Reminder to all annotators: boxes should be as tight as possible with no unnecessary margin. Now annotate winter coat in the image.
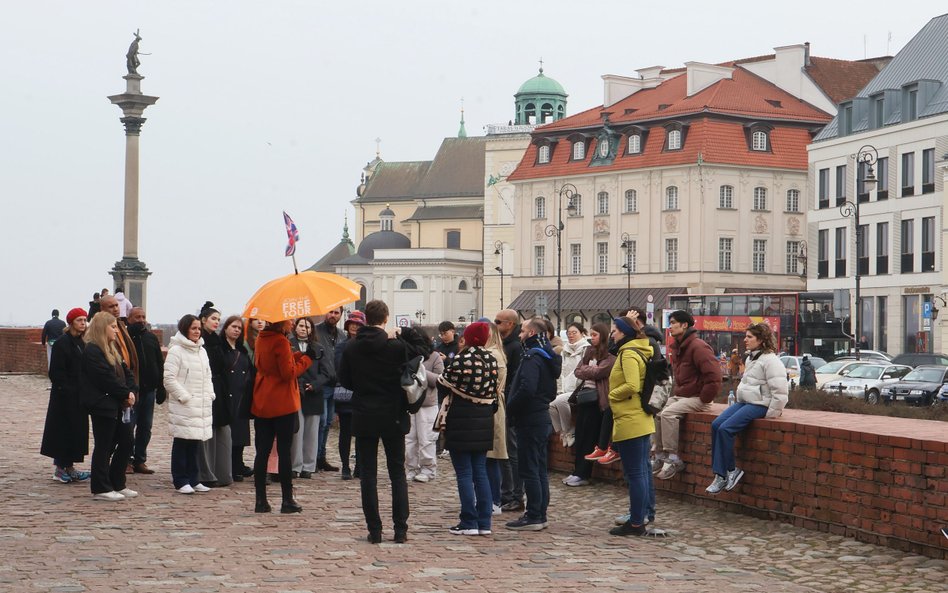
[252,329,311,419]
[338,325,410,438]
[80,343,137,419]
[501,327,522,396]
[290,337,330,416]
[127,323,164,398]
[669,328,722,403]
[572,348,616,411]
[114,292,133,318]
[314,320,340,386]
[559,337,590,394]
[163,332,215,441]
[202,330,232,427]
[441,346,499,452]
[507,335,561,427]
[486,343,508,460]
[421,351,444,408]
[736,351,789,417]
[799,358,817,388]
[222,339,252,447]
[41,332,88,462]
[608,337,656,442]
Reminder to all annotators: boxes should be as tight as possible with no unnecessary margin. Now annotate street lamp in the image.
[795,240,808,279]
[472,271,481,320]
[841,144,878,360]
[544,183,579,332]
[494,241,505,310]
[620,232,633,310]
[414,309,426,324]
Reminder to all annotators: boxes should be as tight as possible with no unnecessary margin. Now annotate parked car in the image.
[821,363,913,404]
[891,352,948,367]
[880,365,948,406]
[780,355,827,382]
[813,360,873,389]
[831,349,893,362]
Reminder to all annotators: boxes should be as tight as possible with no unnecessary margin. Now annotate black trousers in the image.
[597,407,614,450]
[90,413,133,494]
[338,412,355,471]
[573,404,604,479]
[356,433,409,535]
[253,413,295,502]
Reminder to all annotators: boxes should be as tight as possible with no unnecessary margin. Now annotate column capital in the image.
[121,116,147,135]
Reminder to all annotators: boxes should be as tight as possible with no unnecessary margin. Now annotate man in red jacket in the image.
[653,310,721,480]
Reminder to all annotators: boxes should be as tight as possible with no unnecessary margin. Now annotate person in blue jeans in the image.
[707,323,788,494]
[315,308,343,472]
[504,318,561,531]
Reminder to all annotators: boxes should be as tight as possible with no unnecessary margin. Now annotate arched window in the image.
[540,103,554,123]
[627,134,641,154]
[572,140,586,160]
[667,129,682,150]
[537,145,550,164]
[752,130,768,151]
[400,278,418,290]
[446,230,461,248]
[458,280,468,291]
[719,185,734,209]
[624,189,637,212]
[535,196,547,219]
[597,191,609,215]
[524,103,536,125]
[665,186,679,210]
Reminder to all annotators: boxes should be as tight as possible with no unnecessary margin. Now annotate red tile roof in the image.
[805,56,892,104]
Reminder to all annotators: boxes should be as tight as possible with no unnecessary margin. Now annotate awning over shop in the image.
[508,287,687,313]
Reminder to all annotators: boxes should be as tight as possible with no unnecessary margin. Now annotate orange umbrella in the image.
[243,271,361,322]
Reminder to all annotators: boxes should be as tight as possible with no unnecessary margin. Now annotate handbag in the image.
[333,385,353,403]
[401,354,428,414]
[574,387,599,406]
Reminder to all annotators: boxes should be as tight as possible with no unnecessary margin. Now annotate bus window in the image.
[718,297,733,316]
[748,296,763,315]
[732,296,747,315]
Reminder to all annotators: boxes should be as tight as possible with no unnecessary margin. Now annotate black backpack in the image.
[624,348,672,416]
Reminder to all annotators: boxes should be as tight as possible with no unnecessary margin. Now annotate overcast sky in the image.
[0,1,937,325]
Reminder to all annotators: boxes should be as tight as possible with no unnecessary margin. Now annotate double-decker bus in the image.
[666,292,851,360]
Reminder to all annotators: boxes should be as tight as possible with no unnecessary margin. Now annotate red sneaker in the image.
[597,448,621,465]
[584,446,606,461]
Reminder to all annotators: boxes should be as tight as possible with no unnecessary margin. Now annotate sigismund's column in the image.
[107,31,158,310]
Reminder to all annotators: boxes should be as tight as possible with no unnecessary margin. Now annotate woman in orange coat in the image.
[251,320,312,514]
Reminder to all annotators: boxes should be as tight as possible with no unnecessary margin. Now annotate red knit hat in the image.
[463,321,490,347]
[66,307,88,325]
[344,310,366,330]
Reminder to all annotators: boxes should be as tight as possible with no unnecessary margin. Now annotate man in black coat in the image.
[126,307,164,474]
[41,309,67,367]
[314,307,343,471]
[494,308,525,512]
[338,299,410,544]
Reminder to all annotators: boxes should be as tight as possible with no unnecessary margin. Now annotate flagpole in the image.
[291,253,299,275]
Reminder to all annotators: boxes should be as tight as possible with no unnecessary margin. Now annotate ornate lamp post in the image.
[796,241,808,278]
[841,144,878,360]
[472,271,482,320]
[494,241,505,310]
[544,183,579,332]
[414,309,426,324]
[620,232,633,310]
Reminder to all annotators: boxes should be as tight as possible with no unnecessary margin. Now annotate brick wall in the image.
[549,404,948,559]
[0,328,47,374]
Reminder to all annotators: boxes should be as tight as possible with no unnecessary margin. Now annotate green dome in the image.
[516,69,566,97]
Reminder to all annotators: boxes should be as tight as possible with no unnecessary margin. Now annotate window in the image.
[753,239,766,273]
[627,134,641,154]
[818,229,829,278]
[719,185,734,209]
[623,240,636,273]
[458,280,468,291]
[922,216,935,271]
[624,189,637,212]
[570,244,582,274]
[400,278,418,290]
[786,189,800,212]
[537,145,550,164]
[534,196,546,219]
[835,165,847,206]
[906,88,918,122]
[596,242,608,274]
[876,222,889,274]
[667,129,682,150]
[877,157,889,200]
[665,238,678,272]
[569,195,582,217]
[597,191,609,215]
[835,227,847,277]
[873,95,885,128]
[751,130,768,151]
[446,230,460,249]
[719,238,733,272]
[534,245,545,276]
[753,187,767,210]
[572,140,585,160]
[857,224,869,275]
[786,240,800,275]
[818,168,830,209]
[902,152,915,196]
[922,148,935,193]
[901,219,914,273]
[665,186,679,210]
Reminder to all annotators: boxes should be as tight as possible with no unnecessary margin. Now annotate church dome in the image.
[357,229,410,259]
[516,68,566,97]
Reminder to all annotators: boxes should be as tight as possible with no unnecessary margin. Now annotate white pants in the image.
[291,410,321,473]
[549,392,574,435]
[405,405,439,477]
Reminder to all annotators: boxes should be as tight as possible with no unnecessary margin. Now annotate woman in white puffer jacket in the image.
[549,323,590,448]
[706,322,787,495]
[163,314,215,494]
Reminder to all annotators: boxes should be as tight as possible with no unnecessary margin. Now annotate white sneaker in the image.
[413,473,429,483]
[176,484,195,494]
[117,488,139,499]
[492,504,502,516]
[564,475,589,487]
[561,474,577,485]
[406,471,418,481]
[706,475,727,494]
[724,468,745,491]
[564,432,575,448]
[92,491,125,502]
[193,483,211,493]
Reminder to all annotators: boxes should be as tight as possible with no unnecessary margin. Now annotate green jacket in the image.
[608,337,656,442]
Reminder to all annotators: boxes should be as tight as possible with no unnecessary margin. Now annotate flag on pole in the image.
[283,211,299,257]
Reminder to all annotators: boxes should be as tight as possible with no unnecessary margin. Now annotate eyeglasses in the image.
[494,319,507,325]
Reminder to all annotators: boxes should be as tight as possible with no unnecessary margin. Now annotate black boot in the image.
[255,498,271,513]
[281,499,302,513]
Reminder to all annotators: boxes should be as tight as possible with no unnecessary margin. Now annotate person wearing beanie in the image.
[41,307,91,483]
[436,321,499,535]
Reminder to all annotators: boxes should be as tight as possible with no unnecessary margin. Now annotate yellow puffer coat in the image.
[608,337,656,442]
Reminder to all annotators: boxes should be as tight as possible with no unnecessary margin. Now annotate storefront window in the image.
[860,298,874,350]
[903,295,919,353]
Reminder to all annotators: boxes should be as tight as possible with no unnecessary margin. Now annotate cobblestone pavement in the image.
[2,374,946,593]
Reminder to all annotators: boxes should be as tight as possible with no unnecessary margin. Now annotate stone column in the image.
[108,74,158,310]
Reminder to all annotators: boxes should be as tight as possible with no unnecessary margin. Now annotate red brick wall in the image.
[0,328,47,374]
[549,404,948,559]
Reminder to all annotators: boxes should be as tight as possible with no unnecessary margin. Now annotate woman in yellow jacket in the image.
[607,315,655,536]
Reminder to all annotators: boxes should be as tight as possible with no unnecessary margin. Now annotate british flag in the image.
[283,211,299,257]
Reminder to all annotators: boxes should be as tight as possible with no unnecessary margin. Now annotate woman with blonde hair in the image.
[80,312,138,501]
[484,321,508,515]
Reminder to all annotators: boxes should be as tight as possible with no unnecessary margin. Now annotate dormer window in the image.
[627,134,641,154]
[572,140,586,160]
[667,129,681,150]
[744,123,773,152]
[538,145,551,164]
[752,130,768,151]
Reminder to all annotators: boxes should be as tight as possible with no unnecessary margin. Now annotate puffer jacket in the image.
[507,334,562,426]
[608,337,656,442]
[669,328,722,403]
[559,337,590,394]
[421,351,444,407]
[163,332,215,441]
[736,350,789,417]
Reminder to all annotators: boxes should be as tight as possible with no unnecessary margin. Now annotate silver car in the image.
[821,363,913,404]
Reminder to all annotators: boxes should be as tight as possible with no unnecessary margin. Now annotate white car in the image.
[813,360,873,389]
[821,363,913,404]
